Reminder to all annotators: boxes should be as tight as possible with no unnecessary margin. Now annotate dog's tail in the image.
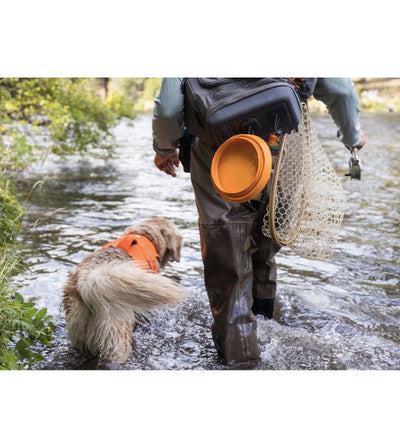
[77,260,184,319]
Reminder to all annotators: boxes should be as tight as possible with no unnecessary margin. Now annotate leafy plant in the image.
[0,180,24,244]
[0,244,55,370]
[110,78,161,112]
[0,77,137,167]
[0,292,55,370]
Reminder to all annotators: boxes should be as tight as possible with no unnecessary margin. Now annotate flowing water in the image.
[14,112,400,370]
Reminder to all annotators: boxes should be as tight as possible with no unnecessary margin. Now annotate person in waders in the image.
[152,78,366,369]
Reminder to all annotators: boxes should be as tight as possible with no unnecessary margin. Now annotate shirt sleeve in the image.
[313,78,361,147]
[152,77,185,155]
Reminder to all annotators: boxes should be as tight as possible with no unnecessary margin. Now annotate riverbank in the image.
[0,78,136,369]
[355,77,400,112]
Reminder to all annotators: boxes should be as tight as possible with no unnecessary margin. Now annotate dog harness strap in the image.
[102,234,159,273]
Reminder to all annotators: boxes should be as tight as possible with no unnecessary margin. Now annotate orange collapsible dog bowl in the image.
[211,134,272,203]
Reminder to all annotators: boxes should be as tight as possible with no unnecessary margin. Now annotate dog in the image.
[62,217,184,364]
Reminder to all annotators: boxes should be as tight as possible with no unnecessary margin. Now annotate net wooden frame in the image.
[262,103,347,260]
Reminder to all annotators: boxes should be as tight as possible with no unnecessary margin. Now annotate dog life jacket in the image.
[102,234,159,273]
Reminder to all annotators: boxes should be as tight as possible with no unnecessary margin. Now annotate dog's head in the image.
[124,218,182,269]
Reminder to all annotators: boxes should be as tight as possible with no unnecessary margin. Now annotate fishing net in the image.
[262,103,347,260]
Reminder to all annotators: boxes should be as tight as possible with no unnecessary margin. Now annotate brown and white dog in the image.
[62,217,184,364]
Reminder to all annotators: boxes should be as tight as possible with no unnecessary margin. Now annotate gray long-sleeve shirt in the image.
[152,77,362,155]
[313,77,361,146]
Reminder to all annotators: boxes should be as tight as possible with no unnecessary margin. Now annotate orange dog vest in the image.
[102,234,159,273]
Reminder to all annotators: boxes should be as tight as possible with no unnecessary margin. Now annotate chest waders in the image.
[190,137,281,368]
[185,78,319,367]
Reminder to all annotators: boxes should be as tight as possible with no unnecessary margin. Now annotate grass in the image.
[0,181,55,370]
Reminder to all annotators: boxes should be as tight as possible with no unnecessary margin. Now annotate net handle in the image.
[268,130,307,246]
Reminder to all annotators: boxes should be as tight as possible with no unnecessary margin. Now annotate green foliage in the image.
[0,78,139,369]
[110,78,161,112]
[0,78,137,168]
[0,291,55,370]
[0,189,54,369]
[107,89,139,120]
[0,240,55,370]
[112,78,147,102]
[0,180,24,244]
[135,78,161,111]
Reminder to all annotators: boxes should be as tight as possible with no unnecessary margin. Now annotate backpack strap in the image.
[289,78,317,100]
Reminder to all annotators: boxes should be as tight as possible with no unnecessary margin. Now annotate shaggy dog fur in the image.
[62,217,184,364]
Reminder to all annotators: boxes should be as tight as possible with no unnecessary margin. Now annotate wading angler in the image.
[152,77,366,368]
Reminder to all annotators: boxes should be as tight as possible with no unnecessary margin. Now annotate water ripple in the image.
[15,113,400,370]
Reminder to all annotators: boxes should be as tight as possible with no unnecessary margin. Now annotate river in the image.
[14,112,400,370]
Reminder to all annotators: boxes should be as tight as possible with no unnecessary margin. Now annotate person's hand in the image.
[355,129,366,150]
[154,150,180,177]
[347,129,366,151]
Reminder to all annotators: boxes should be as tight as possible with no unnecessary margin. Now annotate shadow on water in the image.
[14,113,400,370]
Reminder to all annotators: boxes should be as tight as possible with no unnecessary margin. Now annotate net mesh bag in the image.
[262,103,346,260]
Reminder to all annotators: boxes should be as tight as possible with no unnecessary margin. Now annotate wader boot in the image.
[191,138,281,368]
[199,220,260,368]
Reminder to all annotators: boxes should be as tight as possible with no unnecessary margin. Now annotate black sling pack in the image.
[183,77,317,147]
